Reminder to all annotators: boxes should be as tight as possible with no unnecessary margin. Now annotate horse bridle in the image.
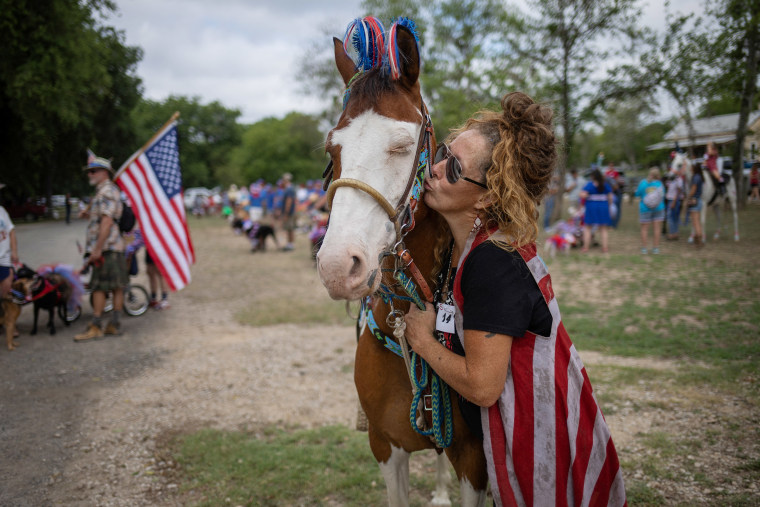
[323,100,433,238]
[321,98,435,308]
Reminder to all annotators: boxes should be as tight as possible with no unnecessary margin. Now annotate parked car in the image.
[6,199,47,221]
[183,187,213,210]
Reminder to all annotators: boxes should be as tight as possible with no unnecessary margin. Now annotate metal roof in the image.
[647,110,760,151]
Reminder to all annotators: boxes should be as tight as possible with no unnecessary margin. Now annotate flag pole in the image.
[115,111,180,180]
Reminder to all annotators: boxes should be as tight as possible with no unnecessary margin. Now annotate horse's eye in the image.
[388,144,413,155]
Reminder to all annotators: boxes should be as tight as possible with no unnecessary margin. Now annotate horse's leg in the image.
[445,425,488,506]
[368,428,411,507]
[713,202,722,240]
[731,192,740,241]
[431,452,452,507]
[700,200,708,243]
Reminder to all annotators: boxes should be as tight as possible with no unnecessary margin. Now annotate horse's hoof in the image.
[734,234,740,241]
[50,329,56,336]
[30,330,37,336]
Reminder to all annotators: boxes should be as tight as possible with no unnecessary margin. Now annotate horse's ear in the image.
[391,25,420,89]
[334,37,356,86]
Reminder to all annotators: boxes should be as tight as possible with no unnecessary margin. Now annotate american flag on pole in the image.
[115,116,195,291]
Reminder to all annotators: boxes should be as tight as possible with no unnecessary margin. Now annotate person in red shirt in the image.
[704,141,725,194]
[749,162,759,203]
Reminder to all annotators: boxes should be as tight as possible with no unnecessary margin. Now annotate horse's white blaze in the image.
[378,444,411,507]
[317,110,421,300]
[458,476,487,507]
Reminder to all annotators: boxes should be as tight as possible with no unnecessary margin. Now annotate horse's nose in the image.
[316,244,372,300]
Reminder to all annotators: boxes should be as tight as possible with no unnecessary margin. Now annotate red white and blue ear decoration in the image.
[387,17,420,80]
[343,16,386,72]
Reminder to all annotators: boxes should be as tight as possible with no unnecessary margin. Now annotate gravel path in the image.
[1,219,357,506]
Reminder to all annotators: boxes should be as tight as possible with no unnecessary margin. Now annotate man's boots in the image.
[74,323,104,342]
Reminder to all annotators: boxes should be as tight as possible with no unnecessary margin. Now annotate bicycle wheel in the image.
[123,284,150,316]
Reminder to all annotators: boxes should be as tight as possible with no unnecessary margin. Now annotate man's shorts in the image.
[90,251,129,292]
[282,214,297,232]
[639,209,665,223]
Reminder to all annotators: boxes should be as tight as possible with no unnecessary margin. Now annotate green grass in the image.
[165,205,760,505]
[167,425,451,506]
[234,297,351,326]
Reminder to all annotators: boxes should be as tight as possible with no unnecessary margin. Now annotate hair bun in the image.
[501,92,552,130]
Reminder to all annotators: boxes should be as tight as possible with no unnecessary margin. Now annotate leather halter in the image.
[324,100,432,237]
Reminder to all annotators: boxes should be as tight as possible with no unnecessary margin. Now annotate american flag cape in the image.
[452,230,626,507]
[115,119,195,291]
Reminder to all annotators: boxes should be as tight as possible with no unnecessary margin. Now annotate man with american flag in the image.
[115,113,195,294]
[74,152,127,342]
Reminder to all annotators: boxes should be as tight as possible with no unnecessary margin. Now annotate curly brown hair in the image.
[452,92,556,246]
[430,92,556,277]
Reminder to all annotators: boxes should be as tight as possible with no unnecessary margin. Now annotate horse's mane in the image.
[348,67,395,105]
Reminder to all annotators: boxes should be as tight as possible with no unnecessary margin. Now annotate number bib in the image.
[435,303,456,333]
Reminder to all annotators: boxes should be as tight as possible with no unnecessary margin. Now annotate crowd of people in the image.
[546,143,756,254]
[222,174,328,255]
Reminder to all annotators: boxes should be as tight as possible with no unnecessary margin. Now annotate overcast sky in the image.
[108,0,700,124]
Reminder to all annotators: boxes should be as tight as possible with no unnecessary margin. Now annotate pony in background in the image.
[671,151,739,242]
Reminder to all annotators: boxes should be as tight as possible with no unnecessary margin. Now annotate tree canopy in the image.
[226,112,327,185]
[131,96,242,189]
[0,0,142,202]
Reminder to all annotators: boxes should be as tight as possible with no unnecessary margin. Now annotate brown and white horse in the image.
[316,19,488,506]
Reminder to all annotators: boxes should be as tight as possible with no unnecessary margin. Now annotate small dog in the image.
[15,265,74,336]
[232,218,279,252]
[1,290,22,350]
[248,223,278,252]
[28,273,73,335]
[0,280,26,350]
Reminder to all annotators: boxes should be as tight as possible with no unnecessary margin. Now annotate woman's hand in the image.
[404,301,438,356]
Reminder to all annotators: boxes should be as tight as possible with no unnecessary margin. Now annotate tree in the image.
[0,0,142,203]
[226,112,327,185]
[504,0,643,221]
[132,96,242,188]
[295,0,511,138]
[706,0,760,205]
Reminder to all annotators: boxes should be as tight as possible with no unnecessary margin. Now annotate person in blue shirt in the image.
[275,173,297,251]
[685,162,705,248]
[579,169,613,253]
[635,167,666,254]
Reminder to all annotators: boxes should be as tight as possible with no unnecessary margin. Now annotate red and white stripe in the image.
[117,154,194,291]
[454,233,626,507]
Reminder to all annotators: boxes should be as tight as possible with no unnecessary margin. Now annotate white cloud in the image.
[109,0,361,123]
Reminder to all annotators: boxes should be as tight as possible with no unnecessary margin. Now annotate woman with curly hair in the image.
[405,92,626,506]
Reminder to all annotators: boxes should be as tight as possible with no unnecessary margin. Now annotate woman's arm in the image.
[686,182,697,200]
[405,303,512,407]
[9,229,18,264]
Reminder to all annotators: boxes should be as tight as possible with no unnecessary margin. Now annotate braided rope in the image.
[409,351,454,448]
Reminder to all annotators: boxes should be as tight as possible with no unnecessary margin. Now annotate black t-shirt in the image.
[437,241,552,440]
[460,242,552,338]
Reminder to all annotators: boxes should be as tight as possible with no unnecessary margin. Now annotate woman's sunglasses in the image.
[433,143,488,189]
